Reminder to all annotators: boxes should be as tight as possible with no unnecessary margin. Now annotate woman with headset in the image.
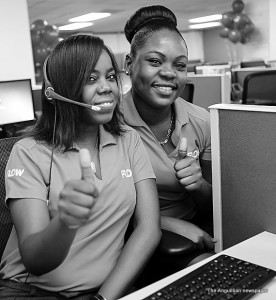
[0,34,161,300]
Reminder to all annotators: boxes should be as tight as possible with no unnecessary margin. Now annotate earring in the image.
[125,70,131,76]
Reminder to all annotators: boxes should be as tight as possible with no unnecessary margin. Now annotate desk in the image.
[119,232,276,300]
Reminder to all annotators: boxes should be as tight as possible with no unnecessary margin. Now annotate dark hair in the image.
[30,34,124,150]
[124,5,185,57]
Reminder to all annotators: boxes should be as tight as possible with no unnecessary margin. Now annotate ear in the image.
[124,54,132,75]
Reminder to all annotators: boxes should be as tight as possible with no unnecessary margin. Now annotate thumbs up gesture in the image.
[174,137,203,192]
[58,148,99,229]
[176,137,187,162]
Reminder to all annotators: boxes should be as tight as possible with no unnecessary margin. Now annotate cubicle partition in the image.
[187,74,231,110]
[210,104,276,252]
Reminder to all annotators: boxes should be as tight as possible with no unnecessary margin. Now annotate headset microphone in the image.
[43,57,101,112]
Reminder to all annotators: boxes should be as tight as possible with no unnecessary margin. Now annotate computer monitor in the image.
[0,79,35,126]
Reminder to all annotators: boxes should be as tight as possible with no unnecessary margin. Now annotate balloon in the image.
[33,43,49,64]
[41,25,59,45]
[242,22,255,35]
[221,11,235,29]
[240,33,249,44]
[233,13,250,29]
[232,0,245,13]
[30,19,48,32]
[30,28,41,46]
[219,27,230,38]
[228,29,241,43]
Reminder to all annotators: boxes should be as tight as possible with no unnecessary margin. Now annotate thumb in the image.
[176,137,187,161]
[79,148,95,182]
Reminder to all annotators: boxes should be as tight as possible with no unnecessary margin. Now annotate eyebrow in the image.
[147,50,188,60]
[92,67,115,74]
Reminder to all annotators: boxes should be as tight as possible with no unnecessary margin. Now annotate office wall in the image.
[98,30,204,62]
[0,0,35,84]
[269,0,276,59]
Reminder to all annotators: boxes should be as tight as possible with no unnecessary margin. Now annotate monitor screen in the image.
[0,79,35,126]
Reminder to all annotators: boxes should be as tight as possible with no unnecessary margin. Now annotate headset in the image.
[43,56,101,111]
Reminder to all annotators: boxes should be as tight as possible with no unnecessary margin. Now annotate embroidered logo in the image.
[121,169,132,178]
[7,169,25,177]
[187,149,200,159]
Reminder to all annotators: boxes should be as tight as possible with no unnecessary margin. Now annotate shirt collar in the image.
[70,124,117,151]
[123,89,190,128]
[122,90,146,127]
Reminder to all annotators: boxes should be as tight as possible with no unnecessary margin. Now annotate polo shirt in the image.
[122,90,211,219]
[1,124,155,293]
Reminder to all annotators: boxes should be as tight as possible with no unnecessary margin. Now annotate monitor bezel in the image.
[0,78,36,126]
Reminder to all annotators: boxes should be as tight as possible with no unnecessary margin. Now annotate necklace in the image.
[90,136,99,173]
[158,109,175,146]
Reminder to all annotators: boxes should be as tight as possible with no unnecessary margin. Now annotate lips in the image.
[153,83,177,90]
[152,83,177,95]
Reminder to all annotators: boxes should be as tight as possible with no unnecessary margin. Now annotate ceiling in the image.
[27,0,232,34]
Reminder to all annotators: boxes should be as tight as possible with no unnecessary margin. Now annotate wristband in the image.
[94,293,107,300]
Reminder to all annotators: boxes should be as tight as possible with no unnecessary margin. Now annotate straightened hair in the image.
[30,34,124,150]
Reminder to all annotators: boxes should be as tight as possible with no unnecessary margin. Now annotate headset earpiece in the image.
[43,56,55,102]
[44,87,55,101]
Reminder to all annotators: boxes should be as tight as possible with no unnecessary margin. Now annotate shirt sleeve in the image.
[5,142,48,204]
[129,130,156,184]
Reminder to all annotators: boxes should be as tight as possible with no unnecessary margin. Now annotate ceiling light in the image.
[189,22,222,30]
[58,22,93,31]
[69,12,111,22]
[189,14,222,23]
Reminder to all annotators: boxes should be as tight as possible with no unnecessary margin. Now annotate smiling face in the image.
[128,29,188,110]
[82,50,119,125]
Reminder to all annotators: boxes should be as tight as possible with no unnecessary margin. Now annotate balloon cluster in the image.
[30,19,61,83]
[219,0,255,44]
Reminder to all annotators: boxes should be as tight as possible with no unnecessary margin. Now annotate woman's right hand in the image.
[161,216,216,251]
[179,221,215,250]
[58,149,99,229]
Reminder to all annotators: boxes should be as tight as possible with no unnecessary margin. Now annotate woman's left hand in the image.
[174,155,203,192]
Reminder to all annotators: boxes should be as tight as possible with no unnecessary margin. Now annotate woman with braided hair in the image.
[122,5,216,285]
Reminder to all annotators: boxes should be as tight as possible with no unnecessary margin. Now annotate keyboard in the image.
[143,254,276,300]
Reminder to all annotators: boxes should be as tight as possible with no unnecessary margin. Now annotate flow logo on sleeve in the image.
[7,169,25,177]
[187,149,200,159]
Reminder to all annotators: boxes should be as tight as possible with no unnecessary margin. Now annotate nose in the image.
[97,78,111,94]
[159,64,176,79]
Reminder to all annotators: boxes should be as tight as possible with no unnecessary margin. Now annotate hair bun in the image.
[124,5,177,43]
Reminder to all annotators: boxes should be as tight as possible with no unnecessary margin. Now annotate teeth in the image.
[156,86,172,91]
[96,102,112,107]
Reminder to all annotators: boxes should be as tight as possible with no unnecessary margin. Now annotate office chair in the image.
[242,70,276,105]
[0,137,21,259]
[181,82,194,103]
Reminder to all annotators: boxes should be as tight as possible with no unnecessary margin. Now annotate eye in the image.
[107,73,117,81]
[147,58,161,66]
[175,62,187,71]
[88,74,97,82]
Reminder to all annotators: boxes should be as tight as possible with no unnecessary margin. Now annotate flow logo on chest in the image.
[121,169,132,178]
